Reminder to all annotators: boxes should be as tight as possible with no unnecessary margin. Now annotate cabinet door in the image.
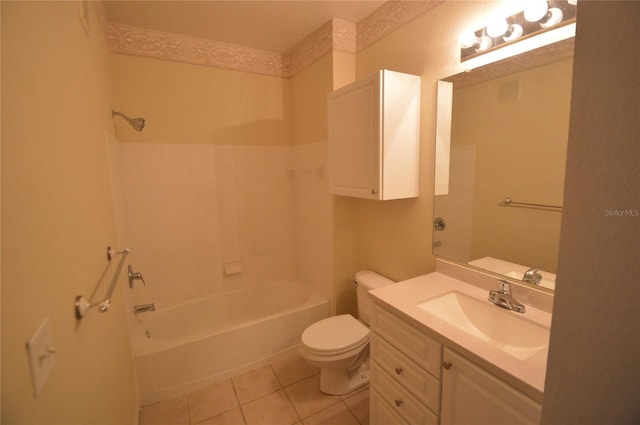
[441,349,542,425]
[328,72,381,199]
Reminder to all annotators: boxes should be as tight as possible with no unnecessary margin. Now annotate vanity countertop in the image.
[368,271,552,403]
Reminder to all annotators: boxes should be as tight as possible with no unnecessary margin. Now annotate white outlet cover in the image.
[26,317,57,397]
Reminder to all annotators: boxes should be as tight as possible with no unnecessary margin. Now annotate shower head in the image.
[112,110,146,132]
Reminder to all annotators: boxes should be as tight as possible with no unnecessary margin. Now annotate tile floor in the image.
[139,353,369,425]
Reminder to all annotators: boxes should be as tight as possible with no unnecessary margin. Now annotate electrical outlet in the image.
[26,317,57,397]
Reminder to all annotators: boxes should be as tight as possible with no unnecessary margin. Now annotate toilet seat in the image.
[301,314,369,355]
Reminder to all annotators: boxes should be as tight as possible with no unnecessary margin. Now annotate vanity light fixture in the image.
[460,0,577,61]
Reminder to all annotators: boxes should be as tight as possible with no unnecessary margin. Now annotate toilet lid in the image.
[301,314,369,354]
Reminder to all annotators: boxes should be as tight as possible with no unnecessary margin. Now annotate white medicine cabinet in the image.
[328,69,421,200]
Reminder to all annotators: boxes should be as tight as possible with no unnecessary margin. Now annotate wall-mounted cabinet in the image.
[328,69,420,200]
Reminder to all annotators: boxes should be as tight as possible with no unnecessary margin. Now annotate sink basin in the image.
[417,291,549,360]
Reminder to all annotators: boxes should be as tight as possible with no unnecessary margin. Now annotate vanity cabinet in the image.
[370,306,542,425]
[327,69,420,200]
[370,306,441,424]
[441,349,542,425]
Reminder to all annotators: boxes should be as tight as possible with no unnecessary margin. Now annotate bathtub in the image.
[130,281,328,405]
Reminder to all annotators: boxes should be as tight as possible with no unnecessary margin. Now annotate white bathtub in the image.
[130,281,328,405]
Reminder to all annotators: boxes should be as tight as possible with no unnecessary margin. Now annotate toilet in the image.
[299,270,394,395]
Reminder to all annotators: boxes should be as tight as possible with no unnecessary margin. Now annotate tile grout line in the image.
[344,399,364,425]
[230,377,249,425]
[269,363,304,424]
[271,359,363,424]
[182,394,192,425]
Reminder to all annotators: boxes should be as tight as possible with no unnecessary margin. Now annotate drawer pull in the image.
[395,399,403,407]
[395,367,403,375]
[443,361,453,370]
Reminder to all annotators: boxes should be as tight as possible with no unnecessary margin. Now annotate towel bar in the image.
[498,197,562,211]
[75,247,130,319]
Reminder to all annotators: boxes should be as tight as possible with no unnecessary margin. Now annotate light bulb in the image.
[486,18,508,38]
[540,8,563,28]
[460,31,479,49]
[477,36,493,51]
[503,24,523,42]
[524,0,549,22]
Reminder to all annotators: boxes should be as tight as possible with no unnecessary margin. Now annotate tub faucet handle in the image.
[128,265,146,288]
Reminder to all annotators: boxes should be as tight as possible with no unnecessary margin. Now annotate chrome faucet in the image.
[523,266,543,285]
[133,303,156,314]
[489,280,526,313]
[128,265,147,288]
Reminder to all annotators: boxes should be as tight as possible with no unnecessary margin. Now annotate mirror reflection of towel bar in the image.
[499,197,563,211]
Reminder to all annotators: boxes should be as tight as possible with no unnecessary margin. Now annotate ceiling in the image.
[103,1,387,54]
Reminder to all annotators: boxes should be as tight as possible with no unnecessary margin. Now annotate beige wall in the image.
[351,1,514,282]
[1,2,136,423]
[291,53,332,147]
[111,54,292,146]
[542,1,640,422]
[290,53,334,303]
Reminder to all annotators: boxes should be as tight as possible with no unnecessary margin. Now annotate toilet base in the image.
[319,361,369,395]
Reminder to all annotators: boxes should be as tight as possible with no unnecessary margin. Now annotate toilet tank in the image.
[355,271,395,325]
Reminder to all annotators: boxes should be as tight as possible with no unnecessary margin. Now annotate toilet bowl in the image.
[299,271,394,395]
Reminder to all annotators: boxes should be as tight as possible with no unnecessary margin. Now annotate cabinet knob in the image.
[443,361,453,370]
[371,189,378,195]
[395,367,403,375]
[395,399,403,407]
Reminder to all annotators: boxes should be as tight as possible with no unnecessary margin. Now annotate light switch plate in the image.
[26,317,56,397]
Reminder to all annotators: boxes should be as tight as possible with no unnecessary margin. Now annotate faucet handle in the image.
[523,266,543,284]
[498,279,512,294]
[128,265,146,288]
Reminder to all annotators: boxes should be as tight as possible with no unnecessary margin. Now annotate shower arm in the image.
[112,110,131,120]
[111,109,146,132]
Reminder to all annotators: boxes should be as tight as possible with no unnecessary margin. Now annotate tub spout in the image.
[133,303,156,314]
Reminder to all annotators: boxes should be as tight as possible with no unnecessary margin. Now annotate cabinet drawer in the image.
[370,389,410,425]
[370,362,439,425]
[370,333,441,413]
[371,306,442,378]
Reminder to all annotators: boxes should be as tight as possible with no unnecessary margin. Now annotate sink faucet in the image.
[523,266,543,285]
[489,280,526,313]
[133,303,156,314]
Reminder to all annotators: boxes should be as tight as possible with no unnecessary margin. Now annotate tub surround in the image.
[368,258,553,403]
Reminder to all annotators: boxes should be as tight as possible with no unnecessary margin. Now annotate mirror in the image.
[433,39,574,292]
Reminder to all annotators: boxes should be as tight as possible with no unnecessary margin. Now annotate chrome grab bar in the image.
[498,197,563,211]
[75,247,130,319]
